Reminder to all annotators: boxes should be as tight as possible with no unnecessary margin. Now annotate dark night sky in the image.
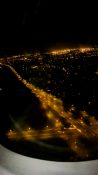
[0,1,98,54]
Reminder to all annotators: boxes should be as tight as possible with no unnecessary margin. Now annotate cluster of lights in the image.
[4,64,98,159]
[50,47,94,56]
[79,47,93,53]
[50,49,75,55]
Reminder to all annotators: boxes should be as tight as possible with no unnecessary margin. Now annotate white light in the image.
[0,88,2,91]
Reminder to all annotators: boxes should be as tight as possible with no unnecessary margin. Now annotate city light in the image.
[51,49,71,55]
[1,47,98,160]
[79,47,93,53]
